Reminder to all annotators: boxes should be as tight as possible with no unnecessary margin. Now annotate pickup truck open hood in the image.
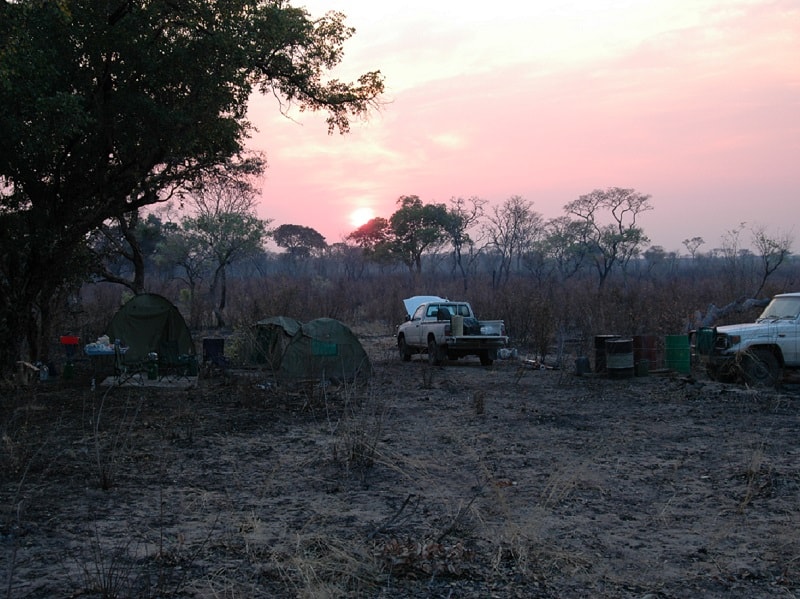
[403,296,448,318]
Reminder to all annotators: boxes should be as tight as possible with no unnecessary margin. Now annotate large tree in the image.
[88,210,171,294]
[273,224,327,259]
[0,0,383,368]
[387,195,450,274]
[181,175,271,327]
[563,187,652,290]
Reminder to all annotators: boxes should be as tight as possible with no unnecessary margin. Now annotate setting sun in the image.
[348,207,375,228]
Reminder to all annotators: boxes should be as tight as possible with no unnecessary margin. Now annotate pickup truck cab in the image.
[693,292,800,387]
[397,296,508,366]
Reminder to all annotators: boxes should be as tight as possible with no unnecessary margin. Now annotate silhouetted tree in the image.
[563,187,652,290]
[541,216,591,281]
[682,236,705,259]
[347,217,393,263]
[274,224,327,259]
[751,225,793,297]
[181,175,272,327]
[483,196,543,287]
[0,0,383,369]
[88,211,172,294]
[387,195,450,275]
[445,196,486,291]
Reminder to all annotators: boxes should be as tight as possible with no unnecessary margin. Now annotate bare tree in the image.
[446,196,486,291]
[483,196,543,287]
[719,222,748,292]
[751,225,793,297]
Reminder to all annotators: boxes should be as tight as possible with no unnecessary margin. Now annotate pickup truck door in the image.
[405,305,428,346]
[776,317,799,366]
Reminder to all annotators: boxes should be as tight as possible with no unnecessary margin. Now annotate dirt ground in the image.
[2,332,800,598]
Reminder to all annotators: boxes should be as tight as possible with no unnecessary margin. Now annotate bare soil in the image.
[2,333,800,598]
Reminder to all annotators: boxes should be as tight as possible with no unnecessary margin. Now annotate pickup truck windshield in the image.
[757,297,800,321]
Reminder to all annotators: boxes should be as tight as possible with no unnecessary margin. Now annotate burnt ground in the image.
[2,332,800,598]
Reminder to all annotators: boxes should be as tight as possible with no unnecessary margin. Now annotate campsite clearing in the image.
[2,329,799,597]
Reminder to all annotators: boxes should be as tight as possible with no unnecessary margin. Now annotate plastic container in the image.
[451,315,464,336]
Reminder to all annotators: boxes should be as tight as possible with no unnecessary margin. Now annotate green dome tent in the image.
[253,317,371,383]
[107,293,195,366]
[252,316,302,371]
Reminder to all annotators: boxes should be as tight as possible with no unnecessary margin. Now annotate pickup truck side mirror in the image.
[405,315,410,322]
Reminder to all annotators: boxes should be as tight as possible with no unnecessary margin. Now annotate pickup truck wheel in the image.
[741,349,781,388]
[427,338,443,366]
[398,337,412,362]
[479,351,493,366]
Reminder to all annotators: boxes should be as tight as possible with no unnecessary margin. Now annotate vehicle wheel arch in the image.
[744,344,784,366]
[737,345,783,388]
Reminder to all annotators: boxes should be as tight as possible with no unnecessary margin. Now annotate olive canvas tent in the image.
[251,316,302,371]
[253,317,371,383]
[107,293,195,366]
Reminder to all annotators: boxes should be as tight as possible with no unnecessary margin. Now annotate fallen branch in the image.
[694,297,770,328]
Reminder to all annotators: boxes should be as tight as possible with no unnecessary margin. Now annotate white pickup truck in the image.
[397,296,509,366]
[692,291,800,387]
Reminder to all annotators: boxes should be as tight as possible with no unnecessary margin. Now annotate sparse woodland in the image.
[3,3,799,596]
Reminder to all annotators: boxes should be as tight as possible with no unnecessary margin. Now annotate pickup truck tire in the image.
[741,349,781,388]
[427,338,444,366]
[479,350,493,366]
[398,336,412,362]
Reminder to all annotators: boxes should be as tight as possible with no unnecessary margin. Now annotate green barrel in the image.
[665,335,690,374]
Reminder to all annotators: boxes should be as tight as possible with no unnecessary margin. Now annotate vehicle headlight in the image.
[729,335,741,346]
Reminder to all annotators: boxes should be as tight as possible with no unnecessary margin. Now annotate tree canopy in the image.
[274,224,327,258]
[346,196,451,274]
[0,0,384,368]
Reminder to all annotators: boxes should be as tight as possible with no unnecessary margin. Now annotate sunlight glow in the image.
[349,207,375,228]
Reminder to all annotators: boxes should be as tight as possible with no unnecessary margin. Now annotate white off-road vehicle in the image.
[692,292,800,387]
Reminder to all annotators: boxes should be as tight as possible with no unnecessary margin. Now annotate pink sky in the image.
[247,0,799,254]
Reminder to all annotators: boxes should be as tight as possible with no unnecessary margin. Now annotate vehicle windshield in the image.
[757,297,800,321]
